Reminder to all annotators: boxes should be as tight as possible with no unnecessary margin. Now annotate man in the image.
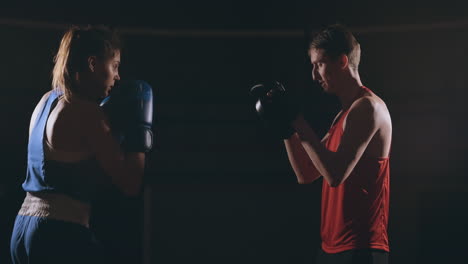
[284,24,392,264]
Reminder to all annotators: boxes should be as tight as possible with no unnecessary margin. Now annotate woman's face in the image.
[92,50,121,99]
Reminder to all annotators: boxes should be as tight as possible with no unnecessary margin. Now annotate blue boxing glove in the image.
[100,80,154,152]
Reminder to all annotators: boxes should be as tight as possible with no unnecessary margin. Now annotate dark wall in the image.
[1,20,468,264]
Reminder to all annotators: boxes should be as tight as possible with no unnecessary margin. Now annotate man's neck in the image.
[336,73,363,110]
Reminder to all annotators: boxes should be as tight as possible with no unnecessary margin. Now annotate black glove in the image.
[250,81,298,139]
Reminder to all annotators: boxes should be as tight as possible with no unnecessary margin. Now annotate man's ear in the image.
[340,54,349,69]
[87,56,97,72]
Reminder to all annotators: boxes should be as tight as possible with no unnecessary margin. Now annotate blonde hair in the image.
[52,25,121,102]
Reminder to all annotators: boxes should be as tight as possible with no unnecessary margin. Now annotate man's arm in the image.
[292,97,380,187]
[284,132,328,184]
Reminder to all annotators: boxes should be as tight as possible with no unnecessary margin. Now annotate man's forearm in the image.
[284,134,321,183]
[292,118,341,186]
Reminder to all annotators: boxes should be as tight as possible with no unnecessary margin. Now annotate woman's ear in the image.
[87,56,97,72]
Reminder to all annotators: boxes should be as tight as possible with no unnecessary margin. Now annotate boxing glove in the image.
[100,80,154,152]
[250,81,297,139]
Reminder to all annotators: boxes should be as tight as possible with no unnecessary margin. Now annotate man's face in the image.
[309,48,342,94]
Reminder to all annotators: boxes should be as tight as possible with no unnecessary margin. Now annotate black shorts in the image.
[315,248,389,264]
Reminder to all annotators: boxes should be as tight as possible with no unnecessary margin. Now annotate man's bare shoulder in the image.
[369,91,389,109]
[346,92,391,129]
[352,92,392,132]
[350,96,377,115]
[353,91,390,116]
[368,92,391,122]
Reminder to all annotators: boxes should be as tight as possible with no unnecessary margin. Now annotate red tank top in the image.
[321,87,390,253]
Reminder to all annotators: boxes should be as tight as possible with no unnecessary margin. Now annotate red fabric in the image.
[320,88,390,253]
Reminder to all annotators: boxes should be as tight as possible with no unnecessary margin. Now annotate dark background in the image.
[1,1,468,263]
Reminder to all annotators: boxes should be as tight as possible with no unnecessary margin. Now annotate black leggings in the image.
[315,248,389,264]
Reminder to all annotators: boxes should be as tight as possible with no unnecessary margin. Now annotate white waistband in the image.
[18,192,91,228]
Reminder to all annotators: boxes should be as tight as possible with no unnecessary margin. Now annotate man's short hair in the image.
[309,24,361,71]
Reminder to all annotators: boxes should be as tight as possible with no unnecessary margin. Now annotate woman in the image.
[10,25,149,264]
